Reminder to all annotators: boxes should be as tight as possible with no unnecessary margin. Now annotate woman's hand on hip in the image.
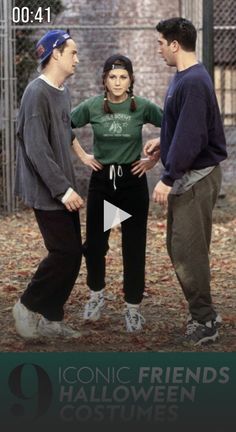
[131,158,158,177]
[81,154,103,171]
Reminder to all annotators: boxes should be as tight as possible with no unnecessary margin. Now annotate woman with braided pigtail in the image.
[128,85,137,112]
[71,54,163,332]
[103,74,136,114]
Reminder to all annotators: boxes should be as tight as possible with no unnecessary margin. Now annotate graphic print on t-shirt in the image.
[102,113,131,137]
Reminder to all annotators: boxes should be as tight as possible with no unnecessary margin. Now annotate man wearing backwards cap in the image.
[13,30,83,339]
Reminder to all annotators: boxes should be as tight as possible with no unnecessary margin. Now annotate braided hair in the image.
[102,60,137,114]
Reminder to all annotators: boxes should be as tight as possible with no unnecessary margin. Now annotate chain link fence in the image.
[0,0,17,213]
[0,0,65,213]
[213,0,236,187]
[214,0,236,126]
[0,0,235,213]
[0,0,171,213]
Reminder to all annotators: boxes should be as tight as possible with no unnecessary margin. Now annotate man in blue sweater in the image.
[145,17,227,345]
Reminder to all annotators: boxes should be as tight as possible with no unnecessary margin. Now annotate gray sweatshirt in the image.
[15,77,77,210]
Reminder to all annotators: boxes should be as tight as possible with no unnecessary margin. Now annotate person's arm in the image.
[131,138,161,176]
[152,180,172,205]
[72,137,103,171]
[143,137,161,160]
[131,157,158,177]
[144,99,163,127]
[131,100,163,176]
[161,87,209,187]
[152,88,210,205]
[23,115,76,201]
[71,99,103,171]
[61,188,84,212]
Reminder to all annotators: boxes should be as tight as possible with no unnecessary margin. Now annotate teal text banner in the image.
[0,352,235,432]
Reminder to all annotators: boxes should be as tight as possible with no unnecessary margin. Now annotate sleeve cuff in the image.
[61,187,74,203]
[161,175,174,187]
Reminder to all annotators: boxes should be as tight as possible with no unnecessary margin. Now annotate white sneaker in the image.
[83,291,105,321]
[38,317,81,338]
[12,300,39,338]
[125,307,145,332]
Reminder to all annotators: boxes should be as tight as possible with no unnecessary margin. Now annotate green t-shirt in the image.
[71,95,163,164]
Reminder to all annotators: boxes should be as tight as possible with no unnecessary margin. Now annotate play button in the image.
[104,200,132,232]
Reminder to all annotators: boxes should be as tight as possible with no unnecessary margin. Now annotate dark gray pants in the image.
[167,165,222,323]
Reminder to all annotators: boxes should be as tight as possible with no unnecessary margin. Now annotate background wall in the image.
[1,0,234,212]
[55,0,180,196]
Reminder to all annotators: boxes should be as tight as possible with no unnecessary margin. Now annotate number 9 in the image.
[8,363,53,419]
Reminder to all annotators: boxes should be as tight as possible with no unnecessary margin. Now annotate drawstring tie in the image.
[109,164,123,190]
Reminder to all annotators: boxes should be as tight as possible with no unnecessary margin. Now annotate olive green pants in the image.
[167,165,222,323]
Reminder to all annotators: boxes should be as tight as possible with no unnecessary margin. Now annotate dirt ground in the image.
[0,185,235,353]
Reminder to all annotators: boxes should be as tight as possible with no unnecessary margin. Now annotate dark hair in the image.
[40,42,68,70]
[156,17,197,52]
[102,59,136,114]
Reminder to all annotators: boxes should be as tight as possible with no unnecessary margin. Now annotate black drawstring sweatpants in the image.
[83,164,149,304]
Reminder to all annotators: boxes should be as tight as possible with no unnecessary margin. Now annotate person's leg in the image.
[118,174,149,331]
[167,166,222,344]
[120,178,149,304]
[13,209,82,338]
[21,209,82,320]
[84,189,110,292]
[83,170,111,320]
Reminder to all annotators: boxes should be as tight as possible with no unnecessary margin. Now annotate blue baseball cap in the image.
[36,30,71,64]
